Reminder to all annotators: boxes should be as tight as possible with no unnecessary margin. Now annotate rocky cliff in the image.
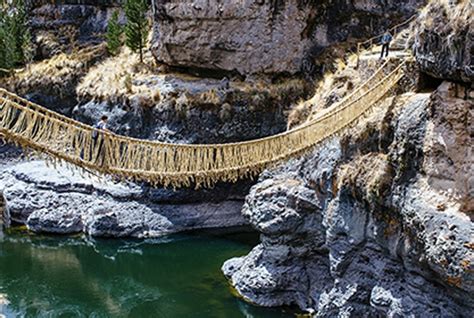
[222,2,474,315]
[29,1,124,60]
[414,0,473,83]
[223,82,473,316]
[151,0,425,76]
[0,152,251,236]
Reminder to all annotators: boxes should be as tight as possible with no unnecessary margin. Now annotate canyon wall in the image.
[151,0,425,76]
[222,1,474,315]
[223,83,473,316]
[414,0,473,83]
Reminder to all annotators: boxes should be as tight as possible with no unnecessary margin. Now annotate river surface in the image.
[0,228,293,317]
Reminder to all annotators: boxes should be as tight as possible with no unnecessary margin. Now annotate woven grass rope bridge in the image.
[0,24,412,188]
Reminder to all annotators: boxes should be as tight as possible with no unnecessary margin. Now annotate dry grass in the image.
[2,45,107,97]
[77,47,161,107]
[192,89,223,106]
[231,77,310,114]
[233,78,307,99]
[419,0,472,32]
[287,56,362,129]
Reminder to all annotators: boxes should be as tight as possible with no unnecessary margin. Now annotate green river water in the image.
[0,228,293,318]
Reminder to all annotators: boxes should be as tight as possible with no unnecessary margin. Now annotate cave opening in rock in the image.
[165,64,245,81]
[417,72,444,92]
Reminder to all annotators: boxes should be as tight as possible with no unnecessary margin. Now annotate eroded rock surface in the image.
[152,0,424,76]
[223,87,474,316]
[414,0,473,82]
[29,1,124,58]
[0,161,247,237]
[74,73,304,142]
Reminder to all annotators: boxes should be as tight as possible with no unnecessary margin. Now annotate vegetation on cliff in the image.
[106,10,123,56]
[415,0,473,82]
[0,0,32,71]
[124,0,149,63]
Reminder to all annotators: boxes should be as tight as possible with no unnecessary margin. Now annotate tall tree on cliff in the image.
[0,12,17,70]
[124,0,149,63]
[0,0,32,70]
[107,10,123,56]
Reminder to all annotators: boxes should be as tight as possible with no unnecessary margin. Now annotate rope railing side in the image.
[309,59,392,122]
[104,62,405,187]
[356,14,416,66]
[0,61,406,188]
[0,58,393,149]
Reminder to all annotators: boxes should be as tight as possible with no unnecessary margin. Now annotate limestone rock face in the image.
[414,0,473,82]
[0,161,247,237]
[422,81,473,212]
[151,0,424,76]
[152,0,312,76]
[223,87,474,315]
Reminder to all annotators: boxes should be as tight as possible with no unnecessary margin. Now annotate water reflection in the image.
[0,230,292,318]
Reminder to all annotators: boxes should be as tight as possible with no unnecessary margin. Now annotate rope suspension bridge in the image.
[0,21,413,189]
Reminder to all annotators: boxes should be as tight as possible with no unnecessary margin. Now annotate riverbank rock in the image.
[0,161,247,237]
[223,85,474,315]
[414,0,473,83]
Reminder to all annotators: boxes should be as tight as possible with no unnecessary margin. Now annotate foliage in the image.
[7,45,107,97]
[124,0,149,63]
[0,0,33,69]
[106,10,123,56]
[0,0,32,71]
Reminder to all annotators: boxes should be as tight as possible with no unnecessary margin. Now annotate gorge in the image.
[0,0,473,316]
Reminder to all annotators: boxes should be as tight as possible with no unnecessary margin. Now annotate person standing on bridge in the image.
[380,30,393,59]
[92,115,109,138]
[91,115,109,165]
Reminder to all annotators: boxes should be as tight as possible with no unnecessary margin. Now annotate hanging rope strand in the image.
[0,60,406,188]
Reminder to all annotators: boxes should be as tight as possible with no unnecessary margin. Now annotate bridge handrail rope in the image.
[0,61,402,150]
[310,59,392,120]
[0,61,405,188]
[357,14,416,51]
[0,19,413,188]
[0,57,393,149]
[356,14,416,66]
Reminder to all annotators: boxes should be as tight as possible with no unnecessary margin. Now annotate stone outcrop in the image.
[223,84,474,315]
[414,0,473,83]
[0,160,248,237]
[29,1,124,59]
[152,0,424,76]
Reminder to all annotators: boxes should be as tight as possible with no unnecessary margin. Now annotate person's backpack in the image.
[381,33,392,44]
[92,121,104,139]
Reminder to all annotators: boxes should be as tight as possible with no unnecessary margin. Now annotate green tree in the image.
[106,10,123,56]
[0,10,18,70]
[0,0,32,71]
[124,0,148,63]
[11,0,28,63]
